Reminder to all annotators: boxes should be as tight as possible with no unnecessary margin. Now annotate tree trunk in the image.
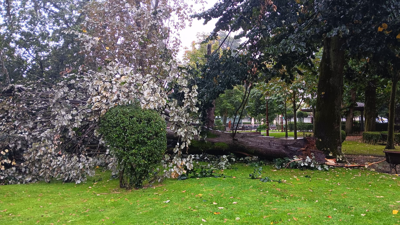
[364,80,377,132]
[222,113,227,129]
[345,88,356,134]
[293,91,297,140]
[312,107,315,136]
[167,131,325,163]
[266,99,269,136]
[284,100,288,138]
[0,50,11,86]
[386,78,398,149]
[205,43,215,129]
[206,100,216,129]
[314,36,345,157]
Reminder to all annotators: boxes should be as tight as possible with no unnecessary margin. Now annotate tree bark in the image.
[345,88,356,134]
[312,107,315,136]
[167,130,325,163]
[284,100,288,138]
[386,78,398,149]
[266,99,269,136]
[293,91,297,139]
[222,114,227,129]
[206,100,216,129]
[315,36,345,157]
[0,50,11,86]
[364,80,377,132]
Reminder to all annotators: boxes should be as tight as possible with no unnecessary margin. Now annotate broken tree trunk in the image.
[167,130,325,163]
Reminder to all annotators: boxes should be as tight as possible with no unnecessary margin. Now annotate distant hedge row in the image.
[362,131,400,145]
[256,123,314,132]
[288,123,313,131]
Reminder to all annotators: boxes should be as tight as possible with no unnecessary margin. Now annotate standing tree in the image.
[247,86,279,129]
[215,86,247,127]
[194,0,400,157]
[185,32,243,129]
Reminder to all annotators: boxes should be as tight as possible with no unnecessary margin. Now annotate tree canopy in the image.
[193,0,400,156]
[0,0,88,84]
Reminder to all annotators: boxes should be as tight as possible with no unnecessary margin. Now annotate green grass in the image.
[238,131,313,138]
[342,141,400,156]
[261,131,313,139]
[1,165,400,224]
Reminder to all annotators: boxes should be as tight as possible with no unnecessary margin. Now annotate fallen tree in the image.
[167,130,325,163]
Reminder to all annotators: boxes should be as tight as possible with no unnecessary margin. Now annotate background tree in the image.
[247,87,279,127]
[183,33,220,69]
[183,31,243,130]
[215,86,246,126]
[296,111,308,123]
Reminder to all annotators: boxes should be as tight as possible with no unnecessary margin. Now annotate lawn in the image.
[238,131,312,139]
[1,165,399,224]
[342,141,390,156]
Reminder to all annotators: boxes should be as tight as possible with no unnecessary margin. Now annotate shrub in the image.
[362,132,382,144]
[99,105,166,189]
[341,130,347,143]
[214,120,225,131]
[288,122,313,131]
[296,111,308,121]
[380,131,400,144]
[256,124,266,132]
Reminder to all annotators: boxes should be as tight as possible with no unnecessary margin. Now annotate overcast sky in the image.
[177,0,219,60]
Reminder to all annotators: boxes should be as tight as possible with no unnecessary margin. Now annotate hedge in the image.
[341,130,347,143]
[362,131,400,145]
[288,122,313,131]
[99,105,166,189]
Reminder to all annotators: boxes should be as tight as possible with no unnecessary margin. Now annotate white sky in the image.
[177,0,219,60]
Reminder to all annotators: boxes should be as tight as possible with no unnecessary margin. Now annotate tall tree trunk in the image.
[312,107,315,136]
[205,43,215,129]
[222,113,227,129]
[5,0,12,21]
[293,91,297,140]
[364,80,377,132]
[0,50,11,86]
[266,99,269,136]
[345,88,356,134]
[206,100,216,129]
[315,36,345,157]
[284,100,288,138]
[386,78,398,149]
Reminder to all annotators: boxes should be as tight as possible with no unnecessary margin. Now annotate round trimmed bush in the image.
[99,105,166,189]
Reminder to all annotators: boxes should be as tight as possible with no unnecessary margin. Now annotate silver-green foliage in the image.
[99,105,166,189]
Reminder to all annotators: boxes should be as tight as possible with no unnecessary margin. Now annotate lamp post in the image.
[265,95,270,136]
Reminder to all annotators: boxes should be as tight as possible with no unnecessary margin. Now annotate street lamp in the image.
[265,95,270,136]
